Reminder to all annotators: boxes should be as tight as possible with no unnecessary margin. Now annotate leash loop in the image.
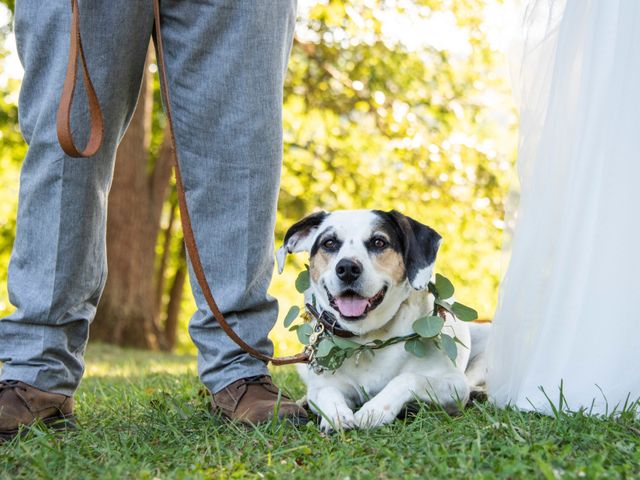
[55,0,309,366]
[56,0,105,158]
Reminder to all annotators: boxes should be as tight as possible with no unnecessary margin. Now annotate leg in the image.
[466,323,491,392]
[0,0,153,395]
[354,372,470,428]
[159,0,297,392]
[308,385,357,432]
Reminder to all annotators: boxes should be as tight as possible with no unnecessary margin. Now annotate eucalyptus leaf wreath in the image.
[284,267,478,373]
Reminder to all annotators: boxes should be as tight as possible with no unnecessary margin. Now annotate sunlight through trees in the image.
[0,0,516,354]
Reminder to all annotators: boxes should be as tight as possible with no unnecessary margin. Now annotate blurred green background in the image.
[0,0,516,355]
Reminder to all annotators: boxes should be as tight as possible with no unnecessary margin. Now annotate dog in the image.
[277,209,489,431]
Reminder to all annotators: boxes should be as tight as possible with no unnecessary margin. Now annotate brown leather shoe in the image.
[211,375,308,425]
[0,380,76,441]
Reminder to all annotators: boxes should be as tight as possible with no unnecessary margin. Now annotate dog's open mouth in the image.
[325,286,388,320]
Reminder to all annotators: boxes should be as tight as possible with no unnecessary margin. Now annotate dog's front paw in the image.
[354,401,397,429]
[318,405,356,433]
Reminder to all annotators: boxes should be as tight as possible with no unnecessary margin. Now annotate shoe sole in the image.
[0,413,77,442]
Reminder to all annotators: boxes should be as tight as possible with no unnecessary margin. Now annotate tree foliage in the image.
[0,0,11,14]
[0,1,24,315]
[278,0,515,324]
[0,0,515,353]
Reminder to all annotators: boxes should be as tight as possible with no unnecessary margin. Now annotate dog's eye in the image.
[372,238,387,249]
[323,239,338,250]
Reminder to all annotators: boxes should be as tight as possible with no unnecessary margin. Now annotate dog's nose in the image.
[335,258,362,283]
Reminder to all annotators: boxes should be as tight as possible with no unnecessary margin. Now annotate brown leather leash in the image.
[56,0,309,366]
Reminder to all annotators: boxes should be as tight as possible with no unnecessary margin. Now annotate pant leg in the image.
[0,0,153,395]
[159,0,297,392]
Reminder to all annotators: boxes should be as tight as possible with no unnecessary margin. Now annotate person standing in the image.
[0,0,306,439]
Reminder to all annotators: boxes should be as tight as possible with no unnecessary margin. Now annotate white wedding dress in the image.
[487,0,640,415]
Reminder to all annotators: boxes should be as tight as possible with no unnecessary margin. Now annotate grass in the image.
[1,344,639,479]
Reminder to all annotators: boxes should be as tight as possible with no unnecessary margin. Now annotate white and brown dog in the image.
[277,209,489,431]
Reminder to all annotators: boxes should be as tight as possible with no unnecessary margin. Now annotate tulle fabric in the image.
[487,0,640,415]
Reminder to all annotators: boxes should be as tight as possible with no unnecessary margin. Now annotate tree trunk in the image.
[91,50,175,348]
[163,243,187,351]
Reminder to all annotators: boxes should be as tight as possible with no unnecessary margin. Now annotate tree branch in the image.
[148,129,175,225]
[163,242,187,351]
[153,193,177,317]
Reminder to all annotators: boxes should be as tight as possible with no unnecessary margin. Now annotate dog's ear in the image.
[381,210,442,290]
[276,211,329,274]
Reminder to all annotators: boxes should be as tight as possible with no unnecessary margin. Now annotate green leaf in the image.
[295,270,311,293]
[317,350,347,370]
[441,334,458,362]
[412,315,445,338]
[332,337,360,349]
[451,302,478,321]
[434,298,454,314]
[315,339,335,358]
[535,458,557,480]
[453,335,469,350]
[283,306,300,328]
[296,323,313,345]
[404,338,428,357]
[434,273,455,299]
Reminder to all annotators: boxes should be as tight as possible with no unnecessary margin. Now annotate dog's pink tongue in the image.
[335,296,368,317]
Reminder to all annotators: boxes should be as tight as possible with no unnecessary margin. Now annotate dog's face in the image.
[277,210,442,335]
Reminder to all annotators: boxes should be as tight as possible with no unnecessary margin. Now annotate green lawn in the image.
[1,345,638,479]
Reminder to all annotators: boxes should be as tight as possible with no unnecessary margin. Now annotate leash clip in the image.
[307,322,325,347]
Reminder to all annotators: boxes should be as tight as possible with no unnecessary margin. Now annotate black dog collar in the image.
[305,303,356,338]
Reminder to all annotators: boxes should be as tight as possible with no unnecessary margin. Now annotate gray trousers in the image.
[0,0,297,396]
